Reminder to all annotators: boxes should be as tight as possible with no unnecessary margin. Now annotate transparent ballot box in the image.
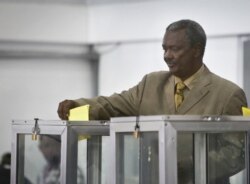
[110,115,250,184]
[11,119,109,184]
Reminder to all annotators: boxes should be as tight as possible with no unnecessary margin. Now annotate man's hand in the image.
[57,100,78,120]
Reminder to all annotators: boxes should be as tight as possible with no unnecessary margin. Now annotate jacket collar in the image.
[176,66,211,114]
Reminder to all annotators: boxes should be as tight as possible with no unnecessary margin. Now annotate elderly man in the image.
[58,19,247,184]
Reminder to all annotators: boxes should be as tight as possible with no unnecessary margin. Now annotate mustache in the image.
[164,58,174,64]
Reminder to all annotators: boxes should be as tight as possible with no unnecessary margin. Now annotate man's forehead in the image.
[165,29,187,38]
[163,30,189,45]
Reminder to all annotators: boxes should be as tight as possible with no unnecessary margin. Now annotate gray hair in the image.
[166,19,207,57]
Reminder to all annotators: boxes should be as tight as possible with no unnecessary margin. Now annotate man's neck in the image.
[175,64,205,87]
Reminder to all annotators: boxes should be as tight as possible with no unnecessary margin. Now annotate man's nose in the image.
[164,50,173,61]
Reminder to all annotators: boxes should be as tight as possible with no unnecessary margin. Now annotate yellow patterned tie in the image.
[175,82,186,109]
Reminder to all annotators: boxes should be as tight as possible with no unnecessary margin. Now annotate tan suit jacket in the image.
[75,66,247,184]
[76,66,247,119]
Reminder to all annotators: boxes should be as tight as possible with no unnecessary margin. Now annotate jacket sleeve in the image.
[223,87,248,115]
[74,75,148,120]
[208,133,245,182]
[208,87,247,181]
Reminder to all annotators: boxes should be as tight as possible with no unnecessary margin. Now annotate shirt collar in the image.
[175,64,205,90]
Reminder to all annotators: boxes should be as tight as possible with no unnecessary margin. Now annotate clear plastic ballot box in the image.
[11,119,109,184]
[11,116,250,184]
[109,115,250,184]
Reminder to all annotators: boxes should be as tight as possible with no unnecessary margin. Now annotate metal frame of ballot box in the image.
[110,115,250,184]
[11,119,109,184]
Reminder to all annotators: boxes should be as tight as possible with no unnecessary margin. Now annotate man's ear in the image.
[193,43,202,58]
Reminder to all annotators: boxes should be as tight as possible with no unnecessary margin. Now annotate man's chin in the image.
[169,70,183,78]
[169,68,178,75]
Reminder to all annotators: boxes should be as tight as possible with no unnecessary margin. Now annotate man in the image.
[58,20,247,183]
[0,153,11,184]
[38,135,84,184]
[37,135,61,184]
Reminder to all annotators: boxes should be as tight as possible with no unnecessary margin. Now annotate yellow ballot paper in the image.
[69,105,90,140]
[242,107,250,116]
[69,105,90,121]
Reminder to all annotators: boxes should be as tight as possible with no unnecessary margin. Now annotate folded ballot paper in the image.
[242,107,250,116]
[69,105,91,140]
[69,105,90,121]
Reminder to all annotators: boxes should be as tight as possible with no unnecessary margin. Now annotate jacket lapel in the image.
[177,67,211,114]
[165,75,176,114]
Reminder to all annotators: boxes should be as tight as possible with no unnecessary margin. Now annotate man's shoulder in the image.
[209,72,242,90]
[145,70,171,79]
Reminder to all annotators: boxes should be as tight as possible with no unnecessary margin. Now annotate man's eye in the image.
[172,47,179,51]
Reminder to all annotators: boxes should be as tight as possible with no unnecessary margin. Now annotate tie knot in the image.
[176,82,186,91]
[175,82,186,109]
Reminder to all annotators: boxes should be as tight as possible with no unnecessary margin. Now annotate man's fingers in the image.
[57,100,65,120]
[57,100,70,120]
[57,100,78,120]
